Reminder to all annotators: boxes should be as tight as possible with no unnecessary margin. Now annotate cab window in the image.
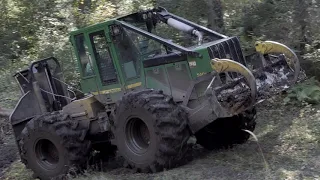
[74,33,94,77]
[112,27,142,80]
[89,30,118,85]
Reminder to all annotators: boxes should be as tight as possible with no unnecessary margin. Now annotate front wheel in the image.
[111,89,190,173]
[19,113,91,180]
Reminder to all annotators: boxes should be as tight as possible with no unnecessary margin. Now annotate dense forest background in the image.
[1,0,320,108]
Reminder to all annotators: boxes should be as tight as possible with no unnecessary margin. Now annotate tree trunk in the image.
[206,0,225,33]
[0,108,12,118]
[293,0,311,54]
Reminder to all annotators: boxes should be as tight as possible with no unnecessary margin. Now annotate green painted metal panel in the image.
[145,65,171,96]
[80,76,99,93]
[187,48,213,79]
[165,61,192,102]
[144,61,194,99]
[69,21,114,36]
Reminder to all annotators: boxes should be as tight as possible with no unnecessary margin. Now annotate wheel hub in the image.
[35,139,59,169]
[140,123,150,144]
[125,118,150,154]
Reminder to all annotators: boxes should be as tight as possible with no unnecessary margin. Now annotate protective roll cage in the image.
[111,6,228,58]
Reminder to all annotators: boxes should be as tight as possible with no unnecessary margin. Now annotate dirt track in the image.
[1,95,320,180]
[0,118,18,178]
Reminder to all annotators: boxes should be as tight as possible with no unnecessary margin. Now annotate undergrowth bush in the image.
[284,77,320,105]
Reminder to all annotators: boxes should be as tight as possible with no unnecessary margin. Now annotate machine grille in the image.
[207,37,247,66]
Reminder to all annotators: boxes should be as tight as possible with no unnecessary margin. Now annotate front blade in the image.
[210,41,306,115]
[251,41,306,101]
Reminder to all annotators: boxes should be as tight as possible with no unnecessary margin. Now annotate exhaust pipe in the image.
[166,18,203,45]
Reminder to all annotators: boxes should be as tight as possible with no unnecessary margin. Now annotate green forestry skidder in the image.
[9,7,303,179]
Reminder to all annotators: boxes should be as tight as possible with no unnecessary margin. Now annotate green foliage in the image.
[1,0,320,108]
[284,77,320,105]
[303,41,320,62]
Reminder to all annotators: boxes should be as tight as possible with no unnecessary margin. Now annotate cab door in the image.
[73,33,98,93]
[73,28,125,101]
[88,29,123,87]
[110,26,144,92]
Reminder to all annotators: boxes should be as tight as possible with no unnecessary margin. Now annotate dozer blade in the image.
[209,41,305,115]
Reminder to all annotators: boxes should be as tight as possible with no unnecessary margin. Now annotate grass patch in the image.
[2,161,33,180]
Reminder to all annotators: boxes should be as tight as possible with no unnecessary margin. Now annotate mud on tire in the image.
[195,108,257,150]
[19,112,91,180]
[111,89,191,173]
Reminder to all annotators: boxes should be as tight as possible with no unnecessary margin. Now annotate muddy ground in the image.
[0,118,18,178]
[1,94,320,180]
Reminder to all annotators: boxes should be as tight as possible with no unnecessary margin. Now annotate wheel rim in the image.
[35,139,59,169]
[125,118,150,154]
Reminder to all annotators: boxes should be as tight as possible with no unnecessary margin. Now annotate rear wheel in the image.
[195,108,256,150]
[19,112,91,180]
[111,89,190,173]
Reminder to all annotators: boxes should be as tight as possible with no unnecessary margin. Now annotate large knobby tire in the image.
[111,89,191,173]
[19,112,91,180]
[195,108,257,150]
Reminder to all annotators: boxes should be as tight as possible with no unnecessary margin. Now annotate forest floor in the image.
[1,94,320,180]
